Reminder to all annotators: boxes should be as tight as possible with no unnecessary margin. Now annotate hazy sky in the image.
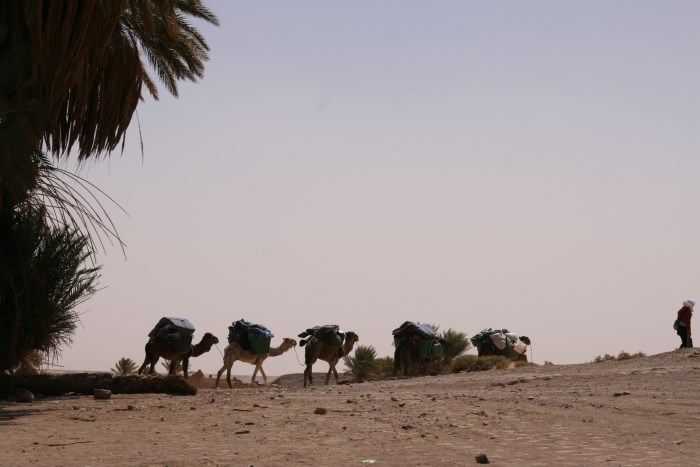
[59,1,700,377]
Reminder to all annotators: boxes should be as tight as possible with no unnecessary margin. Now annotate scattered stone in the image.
[93,389,111,400]
[210,397,215,403]
[342,426,347,430]
[160,416,165,421]
[390,397,398,402]
[675,440,684,445]
[475,452,490,464]
[401,425,413,430]
[190,407,196,410]
[73,406,79,410]
[314,407,327,415]
[235,429,250,435]
[527,396,534,400]
[127,405,136,411]
[245,421,255,425]
[16,389,34,403]
[398,402,406,408]
[613,391,631,397]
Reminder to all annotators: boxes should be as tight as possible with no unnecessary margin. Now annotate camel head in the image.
[193,332,219,355]
[281,337,297,348]
[519,336,531,345]
[344,331,359,347]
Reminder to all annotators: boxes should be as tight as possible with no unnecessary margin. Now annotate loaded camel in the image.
[137,332,219,381]
[303,331,359,387]
[215,337,297,388]
[474,335,531,362]
[393,336,452,376]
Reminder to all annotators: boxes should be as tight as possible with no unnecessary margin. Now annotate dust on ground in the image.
[2,349,699,466]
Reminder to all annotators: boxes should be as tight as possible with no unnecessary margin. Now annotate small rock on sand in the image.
[16,389,34,403]
[475,452,490,464]
[93,389,111,400]
[314,407,327,415]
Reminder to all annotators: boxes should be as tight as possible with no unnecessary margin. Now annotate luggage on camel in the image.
[228,319,274,355]
[298,325,345,347]
[392,321,443,358]
[147,317,196,354]
[471,327,529,356]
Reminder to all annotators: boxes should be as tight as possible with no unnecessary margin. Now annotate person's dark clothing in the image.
[677,306,693,348]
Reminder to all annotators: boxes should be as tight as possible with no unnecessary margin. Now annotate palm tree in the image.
[0,0,219,161]
[0,1,218,372]
[111,357,138,375]
[343,345,378,381]
[161,359,184,375]
[439,328,471,365]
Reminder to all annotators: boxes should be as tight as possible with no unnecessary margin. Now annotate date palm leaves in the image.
[0,0,219,161]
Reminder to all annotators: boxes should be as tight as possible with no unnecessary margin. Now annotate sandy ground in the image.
[1,349,699,466]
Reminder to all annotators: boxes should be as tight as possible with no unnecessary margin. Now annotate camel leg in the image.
[332,365,339,384]
[226,360,235,388]
[325,364,334,385]
[304,364,312,387]
[182,358,189,381]
[137,357,150,375]
[251,365,259,385]
[215,364,226,388]
[258,366,268,386]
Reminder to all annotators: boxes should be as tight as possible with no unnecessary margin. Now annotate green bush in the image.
[343,345,378,381]
[439,328,471,365]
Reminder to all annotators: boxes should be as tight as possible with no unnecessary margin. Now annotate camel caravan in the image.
[137,316,530,388]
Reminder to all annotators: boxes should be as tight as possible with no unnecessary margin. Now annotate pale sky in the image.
[59,1,700,377]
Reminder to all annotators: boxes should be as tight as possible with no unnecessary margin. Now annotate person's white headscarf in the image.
[683,299,695,309]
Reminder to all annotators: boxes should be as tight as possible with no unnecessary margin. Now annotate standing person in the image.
[676,299,694,349]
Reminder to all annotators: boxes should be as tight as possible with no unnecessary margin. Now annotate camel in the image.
[215,337,297,388]
[137,332,219,381]
[393,336,452,376]
[474,335,531,361]
[303,331,359,387]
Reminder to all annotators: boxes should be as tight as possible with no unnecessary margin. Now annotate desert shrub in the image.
[111,357,138,375]
[439,329,471,365]
[8,350,44,375]
[593,353,616,363]
[594,351,647,363]
[482,356,510,369]
[513,360,536,368]
[160,359,183,375]
[343,345,378,381]
[374,356,394,378]
[617,351,646,361]
[543,361,554,366]
[451,355,478,372]
[451,355,510,372]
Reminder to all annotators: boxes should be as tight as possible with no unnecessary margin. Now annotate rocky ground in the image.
[1,349,699,466]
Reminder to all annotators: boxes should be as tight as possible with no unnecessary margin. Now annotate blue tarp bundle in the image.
[392,321,437,340]
[148,317,195,353]
[228,319,274,353]
[298,325,344,347]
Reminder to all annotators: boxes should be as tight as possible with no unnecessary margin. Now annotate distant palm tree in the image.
[344,345,378,381]
[111,357,138,375]
[161,359,184,375]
